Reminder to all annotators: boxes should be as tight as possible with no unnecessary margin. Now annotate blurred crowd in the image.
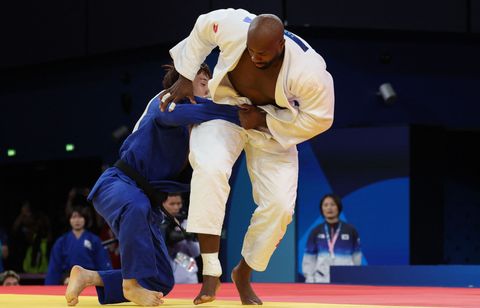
[0,187,121,286]
[0,186,199,286]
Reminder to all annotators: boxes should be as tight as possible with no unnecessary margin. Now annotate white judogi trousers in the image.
[186,119,298,271]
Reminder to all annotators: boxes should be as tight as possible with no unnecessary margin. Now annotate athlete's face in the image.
[246,36,284,70]
[163,195,183,216]
[192,72,210,97]
[321,197,339,219]
[70,211,85,231]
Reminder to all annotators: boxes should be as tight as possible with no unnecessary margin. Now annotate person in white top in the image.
[160,8,334,305]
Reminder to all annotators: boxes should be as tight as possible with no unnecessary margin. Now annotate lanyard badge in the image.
[324,222,342,259]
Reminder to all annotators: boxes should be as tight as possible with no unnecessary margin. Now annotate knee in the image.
[194,161,232,181]
[279,206,294,225]
[268,198,294,224]
[271,195,295,213]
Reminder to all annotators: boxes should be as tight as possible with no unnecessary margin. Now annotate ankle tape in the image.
[201,253,222,277]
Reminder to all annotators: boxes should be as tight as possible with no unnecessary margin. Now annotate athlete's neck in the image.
[325,217,339,225]
[72,229,85,239]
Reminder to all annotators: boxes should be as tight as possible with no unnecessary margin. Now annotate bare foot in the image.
[193,275,221,305]
[123,279,164,306]
[65,265,103,306]
[231,259,263,305]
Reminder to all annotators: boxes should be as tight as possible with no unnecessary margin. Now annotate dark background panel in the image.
[410,127,480,265]
[443,130,480,264]
[410,127,446,265]
[471,0,480,33]
[0,1,87,68]
[210,0,283,17]
[286,0,467,32]
[87,0,211,54]
[0,47,173,166]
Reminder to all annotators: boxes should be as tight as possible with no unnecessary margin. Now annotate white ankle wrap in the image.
[201,253,222,277]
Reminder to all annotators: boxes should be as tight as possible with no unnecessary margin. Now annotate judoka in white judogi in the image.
[169,8,335,273]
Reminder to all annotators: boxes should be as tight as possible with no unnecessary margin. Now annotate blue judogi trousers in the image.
[90,167,174,304]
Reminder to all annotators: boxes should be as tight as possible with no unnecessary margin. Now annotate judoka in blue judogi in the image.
[64,65,240,306]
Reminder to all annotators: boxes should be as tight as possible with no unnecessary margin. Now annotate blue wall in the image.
[296,127,410,280]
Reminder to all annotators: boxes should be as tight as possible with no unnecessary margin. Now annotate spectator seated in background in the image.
[160,193,200,284]
[302,194,362,283]
[9,201,39,273]
[66,187,122,270]
[12,202,52,275]
[45,205,111,285]
[1,270,20,286]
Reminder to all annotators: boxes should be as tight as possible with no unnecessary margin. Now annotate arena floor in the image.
[1,283,479,307]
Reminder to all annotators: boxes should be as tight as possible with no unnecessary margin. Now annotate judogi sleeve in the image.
[92,236,112,271]
[45,238,64,285]
[266,68,334,149]
[302,229,319,283]
[169,8,252,80]
[155,99,240,127]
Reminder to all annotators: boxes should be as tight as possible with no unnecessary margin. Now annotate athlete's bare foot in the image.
[65,265,103,306]
[193,275,221,305]
[231,259,263,305]
[123,279,164,306]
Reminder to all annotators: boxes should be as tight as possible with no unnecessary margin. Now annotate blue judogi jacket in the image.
[45,230,111,285]
[89,94,240,197]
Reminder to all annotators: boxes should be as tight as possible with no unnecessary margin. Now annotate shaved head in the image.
[247,14,285,69]
[248,14,284,43]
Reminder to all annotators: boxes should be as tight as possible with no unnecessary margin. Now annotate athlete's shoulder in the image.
[310,223,326,235]
[84,230,102,242]
[341,222,359,233]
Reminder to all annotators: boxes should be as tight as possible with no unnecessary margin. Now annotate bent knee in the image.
[193,162,232,181]
[269,197,295,215]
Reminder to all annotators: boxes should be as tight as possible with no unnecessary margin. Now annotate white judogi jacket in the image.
[170,8,334,149]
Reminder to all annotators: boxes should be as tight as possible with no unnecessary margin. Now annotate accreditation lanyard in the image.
[324,222,342,259]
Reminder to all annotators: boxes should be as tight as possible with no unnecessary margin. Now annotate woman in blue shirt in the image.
[45,206,111,285]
